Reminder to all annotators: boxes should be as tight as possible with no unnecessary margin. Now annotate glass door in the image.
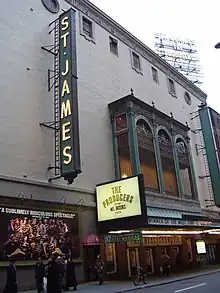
[127,248,140,277]
[144,248,154,274]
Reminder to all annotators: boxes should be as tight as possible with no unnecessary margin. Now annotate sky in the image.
[90,0,220,112]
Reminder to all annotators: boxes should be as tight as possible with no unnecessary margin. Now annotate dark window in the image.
[132,52,141,71]
[109,36,118,55]
[184,91,191,105]
[82,17,93,38]
[115,114,127,132]
[152,67,159,83]
[168,78,176,96]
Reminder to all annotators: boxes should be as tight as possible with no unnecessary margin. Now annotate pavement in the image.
[19,266,220,293]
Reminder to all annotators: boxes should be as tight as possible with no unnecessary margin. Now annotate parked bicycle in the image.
[133,266,148,286]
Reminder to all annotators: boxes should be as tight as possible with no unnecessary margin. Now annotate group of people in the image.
[3,217,72,260]
[35,254,78,293]
[3,253,105,293]
[3,253,78,293]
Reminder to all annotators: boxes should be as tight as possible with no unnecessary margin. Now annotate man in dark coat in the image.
[66,258,77,291]
[47,255,62,293]
[95,255,104,285]
[34,256,45,293]
[3,256,17,293]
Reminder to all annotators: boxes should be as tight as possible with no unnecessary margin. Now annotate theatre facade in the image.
[93,94,220,279]
[1,0,220,288]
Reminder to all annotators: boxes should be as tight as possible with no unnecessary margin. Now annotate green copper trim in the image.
[187,141,199,200]
[110,116,120,179]
[153,127,165,193]
[171,135,182,197]
[127,102,140,175]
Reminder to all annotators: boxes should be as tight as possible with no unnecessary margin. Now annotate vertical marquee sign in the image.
[59,9,81,184]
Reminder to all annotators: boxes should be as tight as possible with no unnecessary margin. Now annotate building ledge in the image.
[0,173,93,195]
[146,190,201,213]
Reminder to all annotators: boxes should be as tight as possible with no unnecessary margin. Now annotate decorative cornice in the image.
[65,0,207,103]
[146,190,201,213]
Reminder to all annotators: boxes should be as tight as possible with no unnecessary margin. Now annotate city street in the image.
[129,272,220,293]
[19,270,220,293]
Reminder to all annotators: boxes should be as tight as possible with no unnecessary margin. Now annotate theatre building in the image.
[1,0,220,289]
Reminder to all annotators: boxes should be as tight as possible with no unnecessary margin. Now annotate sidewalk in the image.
[20,266,220,293]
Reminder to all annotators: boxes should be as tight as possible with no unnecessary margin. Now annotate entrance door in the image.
[127,248,140,277]
[207,244,217,264]
[144,248,154,274]
[83,246,100,282]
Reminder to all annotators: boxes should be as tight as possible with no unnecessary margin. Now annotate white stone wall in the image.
[0,0,212,209]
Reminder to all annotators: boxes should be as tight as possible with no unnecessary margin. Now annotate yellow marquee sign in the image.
[96,176,142,222]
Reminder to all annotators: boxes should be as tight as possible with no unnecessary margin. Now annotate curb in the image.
[117,269,220,293]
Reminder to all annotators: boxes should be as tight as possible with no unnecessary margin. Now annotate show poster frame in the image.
[0,206,80,262]
[95,174,147,233]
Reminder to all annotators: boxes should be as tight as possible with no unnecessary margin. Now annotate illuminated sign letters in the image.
[96,176,143,222]
[59,9,81,183]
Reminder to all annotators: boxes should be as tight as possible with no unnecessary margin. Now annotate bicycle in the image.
[133,266,148,286]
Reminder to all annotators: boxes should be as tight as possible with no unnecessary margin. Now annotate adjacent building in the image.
[0,0,220,289]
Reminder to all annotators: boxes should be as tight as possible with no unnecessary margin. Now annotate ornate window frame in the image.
[174,134,198,200]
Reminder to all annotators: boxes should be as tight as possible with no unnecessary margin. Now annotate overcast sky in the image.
[90,0,220,112]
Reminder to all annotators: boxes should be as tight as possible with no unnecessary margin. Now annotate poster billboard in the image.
[0,207,79,261]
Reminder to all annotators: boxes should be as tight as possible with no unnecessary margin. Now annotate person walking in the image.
[34,256,45,293]
[3,256,17,293]
[66,257,78,291]
[160,250,171,277]
[95,255,104,285]
[47,255,62,293]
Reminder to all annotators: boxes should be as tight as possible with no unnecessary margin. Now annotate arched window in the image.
[117,132,132,178]
[176,138,194,198]
[115,114,132,178]
[158,129,178,196]
[136,119,159,192]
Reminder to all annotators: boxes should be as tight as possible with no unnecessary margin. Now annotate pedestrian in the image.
[3,256,17,293]
[95,255,104,285]
[66,257,78,291]
[56,256,65,290]
[160,250,171,277]
[34,256,45,293]
[47,255,62,293]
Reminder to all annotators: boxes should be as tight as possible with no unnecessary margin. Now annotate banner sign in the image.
[59,9,81,184]
[127,235,182,247]
[0,206,76,219]
[148,217,220,228]
[104,232,142,243]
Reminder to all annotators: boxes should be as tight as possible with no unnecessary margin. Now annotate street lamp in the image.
[215,42,220,49]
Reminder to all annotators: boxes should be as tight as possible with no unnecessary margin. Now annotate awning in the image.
[83,233,101,246]
[147,207,202,219]
[147,207,182,219]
